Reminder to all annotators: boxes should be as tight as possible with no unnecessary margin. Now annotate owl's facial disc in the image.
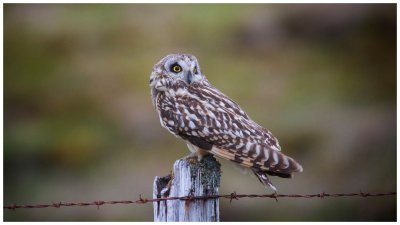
[164,55,202,85]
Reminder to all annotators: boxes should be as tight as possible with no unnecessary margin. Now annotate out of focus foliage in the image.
[4,4,396,221]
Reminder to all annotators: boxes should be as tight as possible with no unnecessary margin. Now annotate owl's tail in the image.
[253,151,303,191]
[262,149,303,176]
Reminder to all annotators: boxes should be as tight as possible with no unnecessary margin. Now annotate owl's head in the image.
[150,54,205,91]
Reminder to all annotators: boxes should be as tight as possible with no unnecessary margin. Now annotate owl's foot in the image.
[182,152,202,164]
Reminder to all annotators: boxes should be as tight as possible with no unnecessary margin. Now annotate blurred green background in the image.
[4,4,396,221]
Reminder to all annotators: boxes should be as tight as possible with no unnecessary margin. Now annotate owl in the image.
[149,54,303,191]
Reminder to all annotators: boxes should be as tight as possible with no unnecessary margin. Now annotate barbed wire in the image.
[4,191,396,210]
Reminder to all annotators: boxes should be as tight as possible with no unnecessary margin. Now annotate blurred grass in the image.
[4,4,396,221]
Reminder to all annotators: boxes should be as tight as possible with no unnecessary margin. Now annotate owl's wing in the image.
[193,83,282,151]
[156,85,302,176]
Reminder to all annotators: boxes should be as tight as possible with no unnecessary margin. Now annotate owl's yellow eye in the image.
[193,66,198,74]
[170,64,182,73]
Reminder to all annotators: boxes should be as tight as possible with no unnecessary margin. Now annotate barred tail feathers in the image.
[210,145,303,177]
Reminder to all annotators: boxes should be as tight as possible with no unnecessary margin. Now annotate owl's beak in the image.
[186,71,193,84]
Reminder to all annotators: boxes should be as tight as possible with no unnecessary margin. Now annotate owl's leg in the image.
[185,143,210,162]
[182,151,199,164]
[252,168,278,192]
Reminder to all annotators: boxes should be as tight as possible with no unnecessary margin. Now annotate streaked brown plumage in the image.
[149,54,303,191]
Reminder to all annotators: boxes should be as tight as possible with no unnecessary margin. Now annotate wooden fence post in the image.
[153,154,221,222]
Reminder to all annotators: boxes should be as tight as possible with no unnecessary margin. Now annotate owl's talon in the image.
[187,157,198,164]
[182,152,201,163]
[182,155,198,164]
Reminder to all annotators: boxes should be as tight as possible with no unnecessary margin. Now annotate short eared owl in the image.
[149,54,302,191]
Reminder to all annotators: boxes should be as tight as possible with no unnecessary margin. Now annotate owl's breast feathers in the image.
[155,81,302,177]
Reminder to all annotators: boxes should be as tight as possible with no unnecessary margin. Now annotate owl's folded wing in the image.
[158,93,302,176]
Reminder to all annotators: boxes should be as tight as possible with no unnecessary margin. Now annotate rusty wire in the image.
[4,191,396,210]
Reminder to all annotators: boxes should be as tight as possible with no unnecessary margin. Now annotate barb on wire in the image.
[4,191,396,210]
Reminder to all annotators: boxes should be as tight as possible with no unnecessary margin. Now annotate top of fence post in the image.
[153,154,221,222]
